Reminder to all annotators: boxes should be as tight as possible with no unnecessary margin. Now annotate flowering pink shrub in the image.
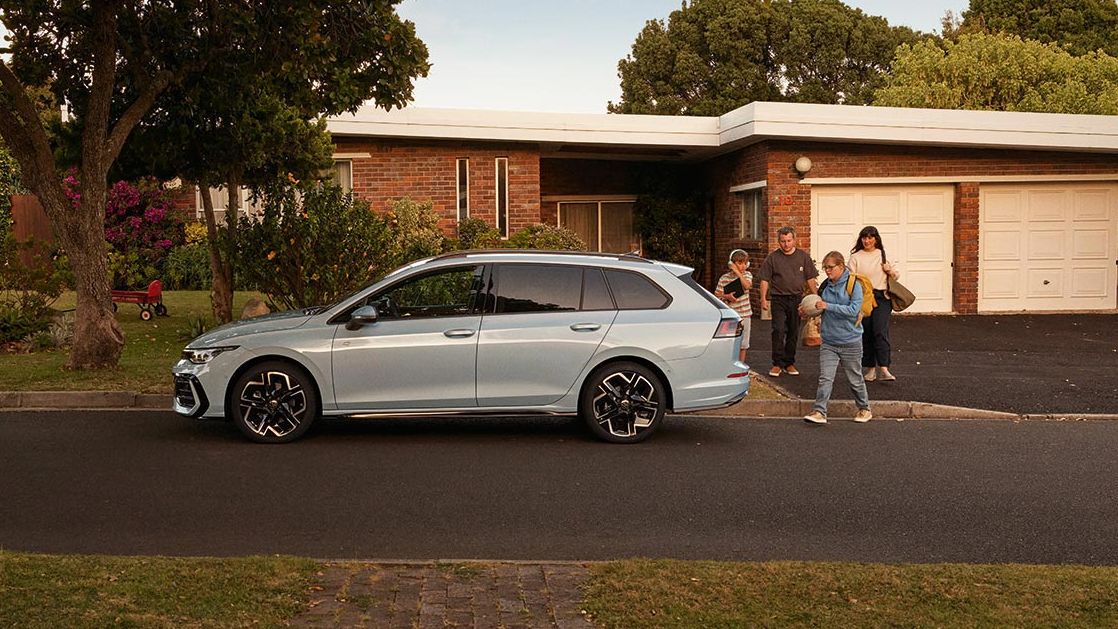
[63,169,190,288]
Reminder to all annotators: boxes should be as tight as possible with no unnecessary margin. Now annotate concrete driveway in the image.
[748,313,1118,415]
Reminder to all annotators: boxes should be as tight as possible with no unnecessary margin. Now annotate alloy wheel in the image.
[238,370,309,439]
[592,370,660,439]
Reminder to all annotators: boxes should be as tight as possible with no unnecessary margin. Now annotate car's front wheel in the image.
[229,361,318,443]
[580,361,665,443]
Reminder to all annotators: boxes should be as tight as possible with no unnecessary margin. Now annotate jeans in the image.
[862,289,891,368]
[770,294,800,368]
[813,341,870,415]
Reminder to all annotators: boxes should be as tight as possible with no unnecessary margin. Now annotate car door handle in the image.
[443,329,476,338]
[570,323,601,332]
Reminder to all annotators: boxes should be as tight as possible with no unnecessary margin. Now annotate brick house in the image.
[200,101,1118,314]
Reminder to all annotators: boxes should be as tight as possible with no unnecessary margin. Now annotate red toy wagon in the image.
[111,279,167,321]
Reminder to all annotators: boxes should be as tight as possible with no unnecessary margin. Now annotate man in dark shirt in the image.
[757,226,819,377]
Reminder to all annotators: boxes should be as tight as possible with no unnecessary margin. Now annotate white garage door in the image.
[979,183,1118,312]
[811,185,954,313]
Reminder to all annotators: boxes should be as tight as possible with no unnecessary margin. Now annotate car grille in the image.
[174,375,197,408]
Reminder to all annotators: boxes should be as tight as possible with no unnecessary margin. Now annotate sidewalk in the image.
[293,562,595,629]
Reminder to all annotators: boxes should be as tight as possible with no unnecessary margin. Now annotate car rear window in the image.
[603,270,670,310]
[495,264,582,313]
[677,271,732,311]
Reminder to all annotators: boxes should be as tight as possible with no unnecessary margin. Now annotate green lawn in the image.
[4,553,1117,628]
[0,552,315,628]
[0,291,262,393]
[585,559,1118,628]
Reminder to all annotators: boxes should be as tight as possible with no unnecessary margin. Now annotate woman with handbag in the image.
[849,226,900,382]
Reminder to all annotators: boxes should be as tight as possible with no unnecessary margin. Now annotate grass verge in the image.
[583,559,1118,628]
[0,291,262,393]
[0,551,316,628]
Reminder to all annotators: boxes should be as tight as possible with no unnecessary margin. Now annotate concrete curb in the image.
[3,390,1117,421]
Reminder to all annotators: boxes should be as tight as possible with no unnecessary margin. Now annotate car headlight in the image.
[182,346,239,364]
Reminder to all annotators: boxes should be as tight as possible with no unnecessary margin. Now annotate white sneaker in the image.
[854,409,873,423]
[803,411,827,424]
[863,368,877,382]
[879,367,896,381]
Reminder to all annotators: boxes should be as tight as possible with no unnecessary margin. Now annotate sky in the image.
[396,0,969,114]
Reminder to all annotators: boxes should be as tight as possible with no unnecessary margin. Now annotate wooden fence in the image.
[9,194,54,268]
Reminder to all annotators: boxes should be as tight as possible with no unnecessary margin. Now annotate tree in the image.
[962,0,1118,56]
[610,0,919,115]
[874,32,1118,115]
[118,1,428,323]
[0,2,202,368]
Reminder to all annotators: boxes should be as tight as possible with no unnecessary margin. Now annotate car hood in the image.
[187,309,313,347]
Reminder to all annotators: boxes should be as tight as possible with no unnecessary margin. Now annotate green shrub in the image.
[506,223,587,251]
[236,182,395,311]
[387,197,447,264]
[455,217,502,250]
[0,236,64,344]
[164,243,211,290]
[633,193,706,272]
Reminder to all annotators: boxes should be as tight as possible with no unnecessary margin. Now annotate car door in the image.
[476,264,616,406]
[331,265,484,411]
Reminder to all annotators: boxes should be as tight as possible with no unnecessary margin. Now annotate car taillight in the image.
[714,317,743,338]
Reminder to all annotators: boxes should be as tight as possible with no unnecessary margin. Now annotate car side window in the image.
[367,265,483,320]
[603,269,670,310]
[494,264,581,313]
[581,268,615,310]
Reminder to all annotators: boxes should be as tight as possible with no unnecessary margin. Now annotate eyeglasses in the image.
[822,264,841,271]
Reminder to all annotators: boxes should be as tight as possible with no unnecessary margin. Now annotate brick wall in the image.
[336,138,541,237]
[702,144,768,295]
[953,183,980,313]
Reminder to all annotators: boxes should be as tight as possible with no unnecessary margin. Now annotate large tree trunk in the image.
[199,183,234,323]
[52,167,124,369]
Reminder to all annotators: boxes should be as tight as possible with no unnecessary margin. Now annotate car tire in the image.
[580,361,665,444]
[229,361,319,443]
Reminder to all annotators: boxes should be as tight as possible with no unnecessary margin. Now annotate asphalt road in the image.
[2,410,1116,565]
[750,313,1118,414]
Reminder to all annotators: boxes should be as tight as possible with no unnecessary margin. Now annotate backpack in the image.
[820,274,876,326]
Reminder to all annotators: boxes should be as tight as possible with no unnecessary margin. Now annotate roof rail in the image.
[429,249,653,264]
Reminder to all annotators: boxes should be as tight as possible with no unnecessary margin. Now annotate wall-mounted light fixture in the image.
[794,156,813,176]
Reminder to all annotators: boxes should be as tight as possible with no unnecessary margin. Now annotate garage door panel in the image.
[1027,190,1067,222]
[982,230,1021,260]
[981,269,1020,299]
[907,191,951,223]
[906,231,947,263]
[1025,268,1062,298]
[984,191,1024,222]
[1026,230,1064,260]
[812,185,953,313]
[1073,190,1109,220]
[1071,268,1110,298]
[980,183,1117,312]
[862,192,901,224]
[1072,230,1109,259]
[817,193,856,225]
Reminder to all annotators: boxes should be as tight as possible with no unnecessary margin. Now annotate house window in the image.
[456,158,469,222]
[738,187,764,240]
[332,160,353,194]
[196,186,264,224]
[495,157,508,237]
[557,200,639,254]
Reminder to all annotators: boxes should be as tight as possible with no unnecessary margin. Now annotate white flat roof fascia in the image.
[722,102,1118,152]
[327,102,1118,154]
[328,106,719,148]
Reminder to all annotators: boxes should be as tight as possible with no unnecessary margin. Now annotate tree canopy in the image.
[610,0,920,115]
[962,0,1118,56]
[873,32,1118,115]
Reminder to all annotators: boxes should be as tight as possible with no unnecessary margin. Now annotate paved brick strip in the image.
[292,562,597,628]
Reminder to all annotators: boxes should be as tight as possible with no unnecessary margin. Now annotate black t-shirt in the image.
[757,248,818,295]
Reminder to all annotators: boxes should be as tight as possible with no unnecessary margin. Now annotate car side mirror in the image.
[345,305,379,331]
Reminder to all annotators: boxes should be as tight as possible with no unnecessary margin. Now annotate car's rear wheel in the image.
[580,361,665,443]
[229,361,318,443]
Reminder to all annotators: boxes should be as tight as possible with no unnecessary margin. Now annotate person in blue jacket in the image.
[799,251,873,425]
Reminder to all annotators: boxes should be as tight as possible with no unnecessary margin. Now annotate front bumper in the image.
[173,373,209,417]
